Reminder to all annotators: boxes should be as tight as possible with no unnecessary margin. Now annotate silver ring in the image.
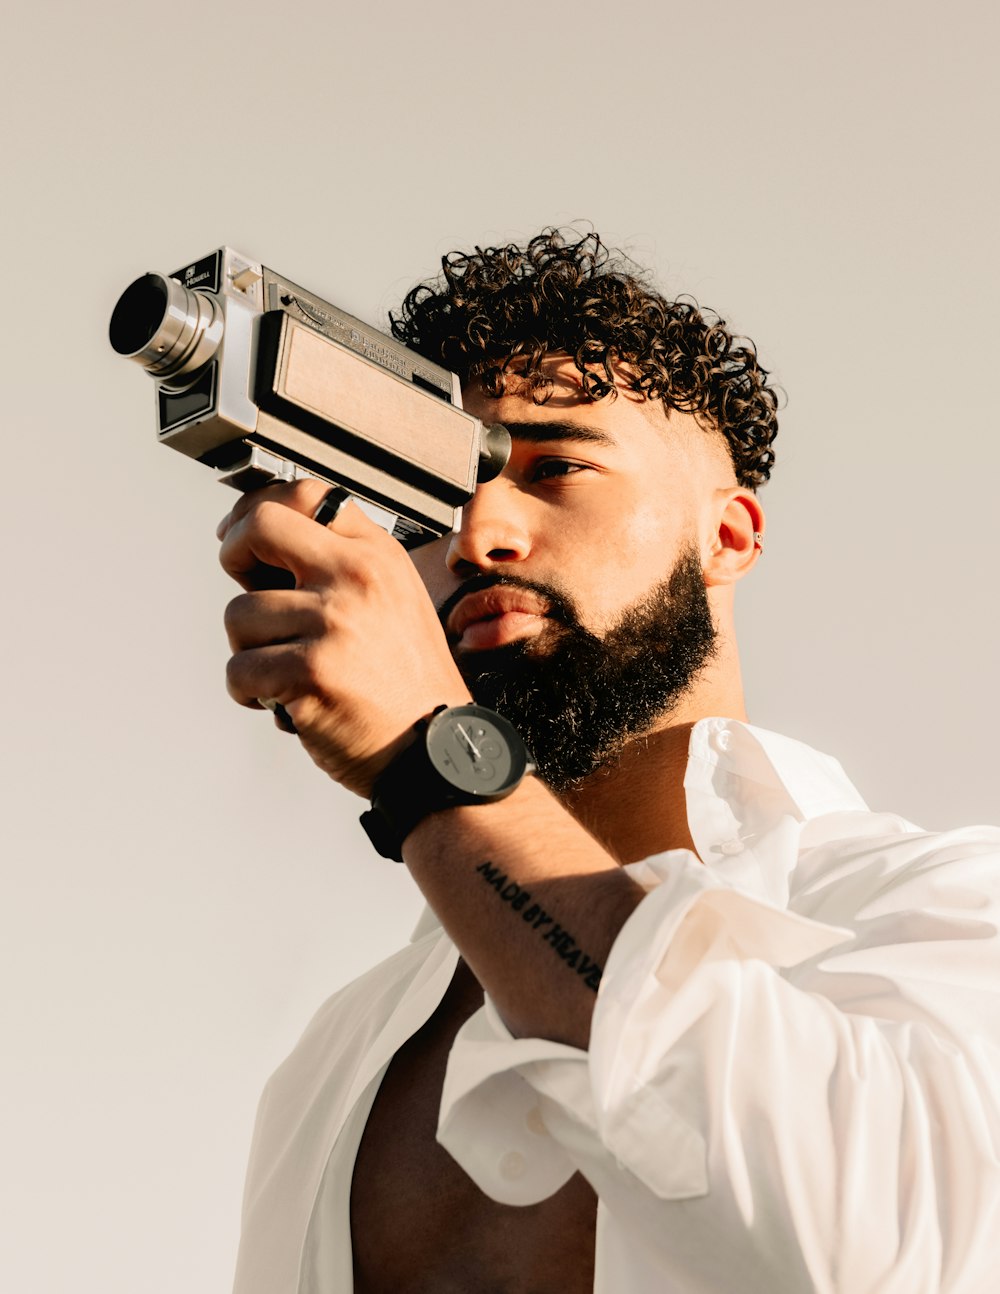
[313,487,351,528]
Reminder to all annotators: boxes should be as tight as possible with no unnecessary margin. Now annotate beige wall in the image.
[3,1,997,1288]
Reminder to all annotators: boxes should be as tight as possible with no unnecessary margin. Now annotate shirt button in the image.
[500,1151,526,1180]
[719,839,744,856]
[712,729,732,753]
[525,1106,549,1137]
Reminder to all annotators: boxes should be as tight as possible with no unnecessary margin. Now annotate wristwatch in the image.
[360,704,536,861]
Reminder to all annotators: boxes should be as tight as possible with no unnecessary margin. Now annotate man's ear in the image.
[703,489,765,587]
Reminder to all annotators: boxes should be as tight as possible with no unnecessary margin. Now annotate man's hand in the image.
[218,480,471,799]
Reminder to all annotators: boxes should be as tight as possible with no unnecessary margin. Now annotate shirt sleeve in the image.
[436,829,1000,1293]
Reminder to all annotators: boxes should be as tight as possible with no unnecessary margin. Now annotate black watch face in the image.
[426,705,527,797]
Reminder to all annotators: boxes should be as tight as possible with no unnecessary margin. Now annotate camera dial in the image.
[477,422,511,482]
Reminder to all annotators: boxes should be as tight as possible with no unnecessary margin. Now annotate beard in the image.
[438,547,718,793]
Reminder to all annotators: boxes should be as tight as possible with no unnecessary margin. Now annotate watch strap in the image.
[360,708,454,862]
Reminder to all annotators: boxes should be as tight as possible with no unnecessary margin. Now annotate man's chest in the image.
[349,960,597,1293]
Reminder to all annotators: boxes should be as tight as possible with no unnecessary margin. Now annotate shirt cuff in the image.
[437,1001,586,1205]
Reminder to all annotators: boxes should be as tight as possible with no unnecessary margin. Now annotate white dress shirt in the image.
[232,718,1000,1294]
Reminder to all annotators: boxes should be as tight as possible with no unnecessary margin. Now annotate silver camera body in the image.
[109,247,509,545]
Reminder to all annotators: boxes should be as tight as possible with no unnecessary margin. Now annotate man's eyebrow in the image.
[498,420,618,448]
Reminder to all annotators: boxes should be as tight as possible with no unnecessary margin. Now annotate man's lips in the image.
[446,586,552,650]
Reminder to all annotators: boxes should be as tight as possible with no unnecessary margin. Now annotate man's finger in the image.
[219,499,338,587]
[216,479,337,542]
[225,641,309,710]
[220,493,393,592]
[223,589,323,651]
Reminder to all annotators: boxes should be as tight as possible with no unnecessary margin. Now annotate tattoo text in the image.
[475,861,603,991]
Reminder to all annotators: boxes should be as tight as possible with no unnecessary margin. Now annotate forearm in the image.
[402,777,648,1048]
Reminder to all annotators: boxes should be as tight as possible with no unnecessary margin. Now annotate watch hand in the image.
[455,723,481,761]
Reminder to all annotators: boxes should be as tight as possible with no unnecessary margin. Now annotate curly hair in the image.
[390,228,778,489]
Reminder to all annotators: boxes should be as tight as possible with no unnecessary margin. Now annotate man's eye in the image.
[530,459,589,481]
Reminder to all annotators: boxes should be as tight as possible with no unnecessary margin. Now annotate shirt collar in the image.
[674,717,869,906]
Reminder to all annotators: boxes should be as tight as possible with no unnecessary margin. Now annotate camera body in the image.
[109,248,509,545]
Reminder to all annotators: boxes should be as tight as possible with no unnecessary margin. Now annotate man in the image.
[221,230,1000,1292]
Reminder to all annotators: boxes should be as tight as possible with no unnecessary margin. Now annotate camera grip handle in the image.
[257,487,353,734]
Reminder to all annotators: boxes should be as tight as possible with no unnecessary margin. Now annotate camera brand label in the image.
[351,330,409,379]
[171,251,222,293]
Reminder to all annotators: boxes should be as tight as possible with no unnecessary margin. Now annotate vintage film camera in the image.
[109,248,511,545]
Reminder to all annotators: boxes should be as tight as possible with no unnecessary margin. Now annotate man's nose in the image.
[446,477,531,574]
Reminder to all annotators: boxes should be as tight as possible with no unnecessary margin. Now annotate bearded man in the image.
[220,230,1000,1293]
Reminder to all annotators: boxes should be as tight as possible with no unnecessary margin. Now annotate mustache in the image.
[436,572,583,639]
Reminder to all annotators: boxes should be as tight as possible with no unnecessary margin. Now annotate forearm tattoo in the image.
[475,861,603,992]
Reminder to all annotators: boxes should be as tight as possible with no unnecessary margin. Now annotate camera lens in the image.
[108,272,223,382]
[109,275,168,355]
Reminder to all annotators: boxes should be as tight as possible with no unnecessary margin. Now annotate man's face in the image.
[409,356,726,790]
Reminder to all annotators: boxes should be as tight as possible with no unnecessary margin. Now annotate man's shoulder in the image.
[712,717,1000,907]
[792,809,1000,929]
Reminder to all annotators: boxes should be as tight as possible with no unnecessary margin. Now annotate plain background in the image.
[3,2,997,1289]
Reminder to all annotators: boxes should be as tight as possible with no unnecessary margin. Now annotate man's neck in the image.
[556,702,746,865]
